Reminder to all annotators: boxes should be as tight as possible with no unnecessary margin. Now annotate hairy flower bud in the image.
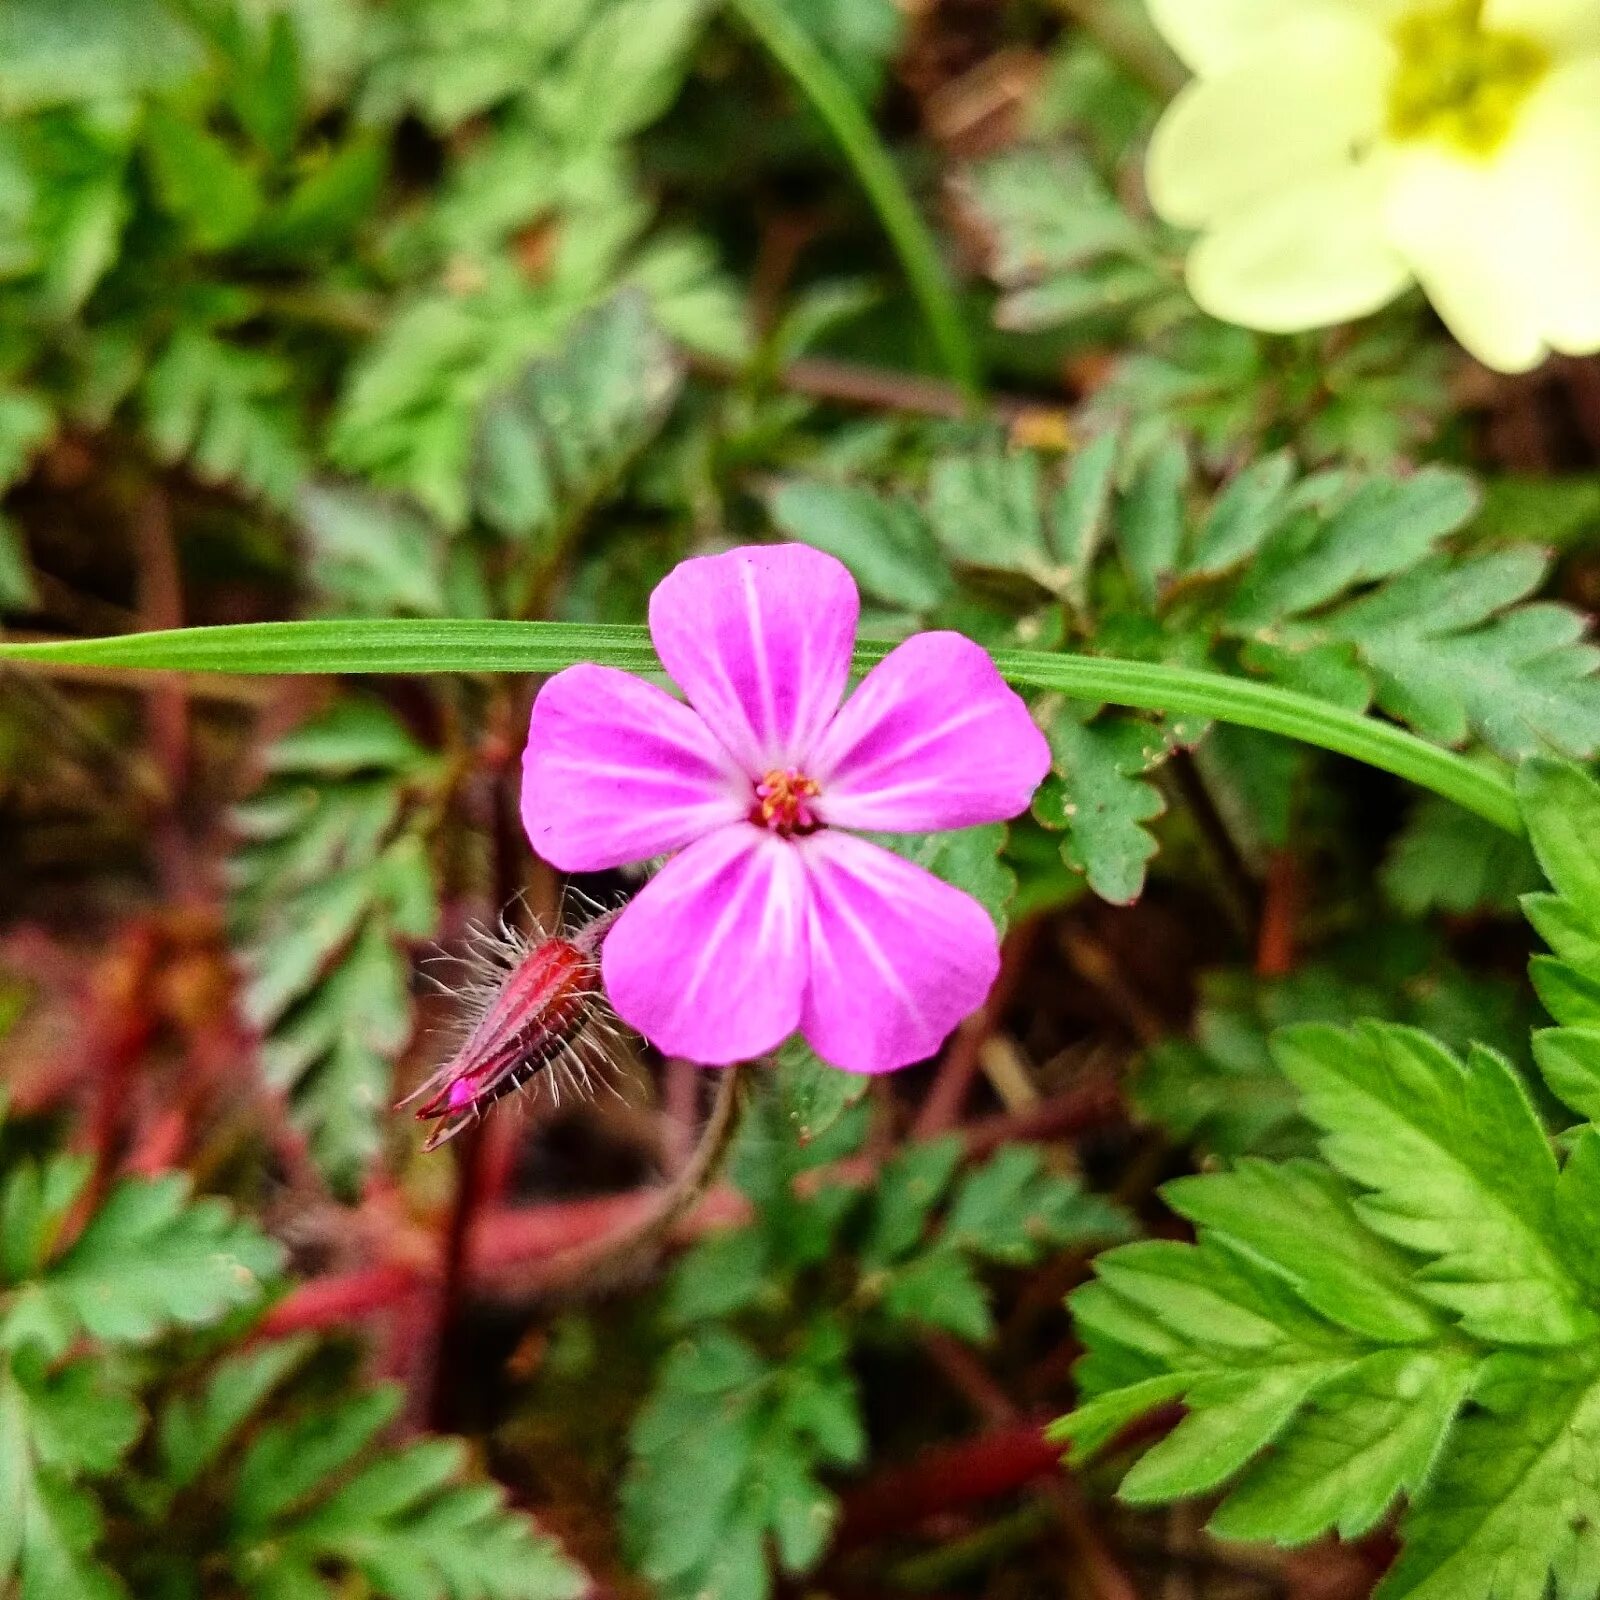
[402,906,619,1150]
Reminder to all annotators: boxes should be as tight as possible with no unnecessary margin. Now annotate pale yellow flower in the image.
[1144,0,1600,371]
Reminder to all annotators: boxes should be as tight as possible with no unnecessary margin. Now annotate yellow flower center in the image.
[1387,0,1549,156]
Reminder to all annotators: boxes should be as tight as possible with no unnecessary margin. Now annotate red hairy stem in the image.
[426,759,534,1428]
[250,1080,1129,1332]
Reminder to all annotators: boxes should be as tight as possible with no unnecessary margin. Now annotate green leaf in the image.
[284,1439,587,1600]
[1210,1347,1476,1545]
[231,702,441,1191]
[1117,437,1186,607]
[0,1359,138,1600]
[1518,759,1600,925]
[862,1138,964,1266]
[768,480,950,612]
[1162,1160,1440,1345]
[1184,451,1297,577]
[142,331,305,509]
[771,1038,868,1149]
[234,1388,402,1530]
[1275,1023,1593,1346]
[957,146,1162,334]
[944,1146,1132,1265]
[623,1324,858,1600]
[1376,1351,1600,1600]
[297,485,452,619]
[1034,703,1186,905]
[1310,552,1600,761]
[473,293,682,557]
[1226,467,1479,630]
[142,108,263,251]
[0,0,203,111]
[1383,791,1541,917]
[2,1177,280,1354]
[925,447,1054,582]
[157,1337,314,1492]
[880,1247,993,1341]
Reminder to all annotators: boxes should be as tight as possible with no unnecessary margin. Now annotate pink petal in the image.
[602,826,809,1065]
[809,633,1051,832]
[649,544,859,776]
[522,664,748,873]
[797,831,1001,1074]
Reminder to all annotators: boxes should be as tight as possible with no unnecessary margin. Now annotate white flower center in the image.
[1388,0,1550,156]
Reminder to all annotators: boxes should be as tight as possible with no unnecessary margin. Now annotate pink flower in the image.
[521,545,1051,1074]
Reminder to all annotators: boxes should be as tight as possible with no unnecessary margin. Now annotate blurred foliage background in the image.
[0,0,1598,1597]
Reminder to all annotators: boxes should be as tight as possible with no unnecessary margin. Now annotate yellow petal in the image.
[1496,59,1600,354]
[1380,148,1549,372]
[1187,162,1413,333]
[1146,13,1393,229]
[1146,0,1400,74]
[1484,0,1600,51]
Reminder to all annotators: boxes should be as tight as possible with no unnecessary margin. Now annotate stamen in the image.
[752,767,823,836]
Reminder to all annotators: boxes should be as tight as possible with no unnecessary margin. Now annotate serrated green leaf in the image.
[1210,1347,1475,1544]
[1376,1351,1600,1600]
[1034,704,1184,905]
[622,1321,857,1600]
[142,330,304,509]
[945,1146,1131,1265]
[1535,1028,1600,1126]
[880,1246,993,1341]
[1226,467,1479,630]
[233,704,440,1190]
[1519,759,1600,926]
[0,1363,129,1600]
[473,292,682,556]
[925,447,1055,582]
[142,108,263,251]
[157,1337,314,1492]
[1184,451,1296,576]
[1163,1160,1439,1345]
[771,1037,868,1149]
[863,1137,963,1266]
[1275,1023,1592,1346]
[233,1387,402,1530]
[1117,437,1186,607]
[2,1177,278,1354]
[769,480,950,612]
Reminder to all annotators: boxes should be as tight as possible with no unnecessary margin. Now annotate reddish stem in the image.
[261,1263,428,1338]
[1256,850,1302,978]
[837,1418,1062,1543]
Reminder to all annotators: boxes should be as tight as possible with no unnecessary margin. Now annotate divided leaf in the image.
[1062,768,1600,1599]
[230,699,442,1191]
[1033,704,1188,906]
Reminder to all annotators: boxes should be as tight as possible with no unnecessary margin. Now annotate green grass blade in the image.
[0,619,1522,835]
[727,0,981,400]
